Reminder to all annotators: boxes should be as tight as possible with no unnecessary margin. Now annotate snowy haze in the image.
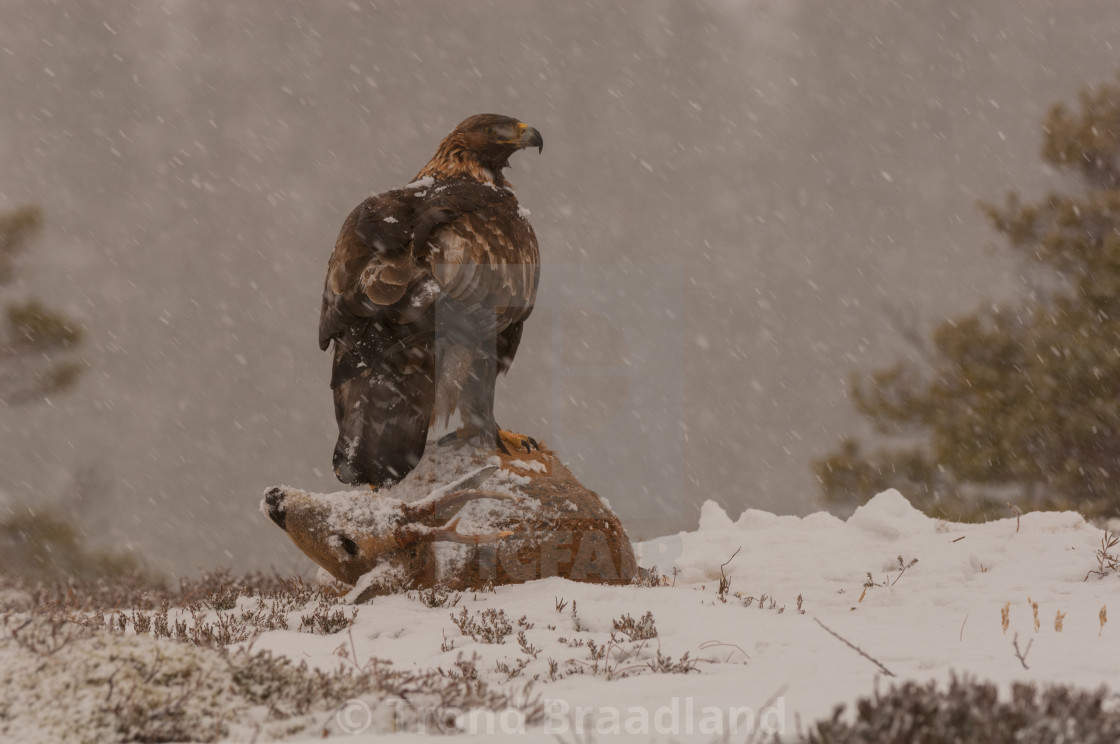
[1,0,1119,576]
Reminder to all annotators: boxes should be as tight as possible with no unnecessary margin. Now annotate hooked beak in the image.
[513,122,543,153]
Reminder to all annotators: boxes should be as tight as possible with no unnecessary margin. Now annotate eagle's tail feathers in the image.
[331,363,434,488]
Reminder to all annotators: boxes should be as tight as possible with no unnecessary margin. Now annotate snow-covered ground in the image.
[3,490,1117,742]
[266,490,1116,742]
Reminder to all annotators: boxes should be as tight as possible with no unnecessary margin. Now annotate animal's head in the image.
[262,486,384,585]
[418,114,543,184]
[261,466,516,587]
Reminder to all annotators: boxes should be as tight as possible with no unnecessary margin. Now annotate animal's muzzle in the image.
[263,487,287,530]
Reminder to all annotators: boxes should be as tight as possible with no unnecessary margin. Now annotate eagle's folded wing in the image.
[318,191,425,351]
[427,196,540,322]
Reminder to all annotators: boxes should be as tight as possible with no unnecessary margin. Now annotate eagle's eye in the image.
[485,126,495,135]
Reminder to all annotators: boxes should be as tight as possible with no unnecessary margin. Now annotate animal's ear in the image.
[328,533,360,561]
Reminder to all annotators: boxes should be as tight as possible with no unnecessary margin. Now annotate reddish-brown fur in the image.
[264,441,637,600]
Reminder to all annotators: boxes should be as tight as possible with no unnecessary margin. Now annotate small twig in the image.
[719,546,742,575]
[890,558,917,587]
[812,617,895,677]
[718,547,741,601]
[745,684,790,744]
[951,536,966,543]
[345,622,361,670]
[959,613,968,642]
[1006,501,1022,532]
[1083,531,1120,581]
[698,639,751,663]
[1012,632,1032,670]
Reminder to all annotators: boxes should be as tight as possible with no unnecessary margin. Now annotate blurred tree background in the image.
[816,71,1120,521]
[0,206,144,583]
[0,206,83,404]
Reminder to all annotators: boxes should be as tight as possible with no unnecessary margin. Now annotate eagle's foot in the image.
[437,430,463,448]
[436,426,539,455]
[498,428,539,455]
[437,425,498,448]
[436,425,514,452]
[494,427,512,455]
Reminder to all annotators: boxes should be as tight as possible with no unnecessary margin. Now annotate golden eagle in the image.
[319,114,543,487]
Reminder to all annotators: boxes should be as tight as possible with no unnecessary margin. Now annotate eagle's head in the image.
[417,114,543,186]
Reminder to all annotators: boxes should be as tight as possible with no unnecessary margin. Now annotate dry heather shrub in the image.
[9,568,357,650]
[15,567,320,614]
[611,611,658,641]
[451,607,513,644]
[809,674,1120,744]
[0,613,542,742]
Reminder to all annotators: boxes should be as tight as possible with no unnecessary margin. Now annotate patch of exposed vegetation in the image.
[808,674,1120,744]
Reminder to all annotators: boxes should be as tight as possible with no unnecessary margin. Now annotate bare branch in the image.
[812,616,895,677]
[1012,632,1032,670]
[1006,501,1022,533]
